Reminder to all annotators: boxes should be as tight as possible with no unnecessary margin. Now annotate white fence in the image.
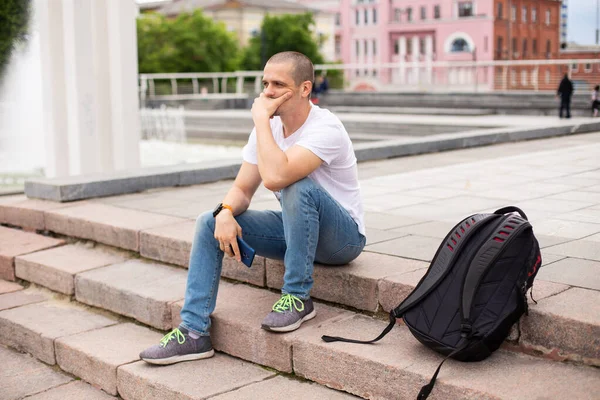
[139,59,600,101]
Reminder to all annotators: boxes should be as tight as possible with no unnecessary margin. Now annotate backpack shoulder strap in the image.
[393,213,499,318]
[460,212,531,334]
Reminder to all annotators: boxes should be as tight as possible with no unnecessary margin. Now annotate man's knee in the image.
[196,210,215,233]
[280,178,317,206]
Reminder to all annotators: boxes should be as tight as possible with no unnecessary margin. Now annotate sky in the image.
[566,0,599,45]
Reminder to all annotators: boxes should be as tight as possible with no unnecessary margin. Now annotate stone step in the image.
[0,345,116,400]
[3,202,600,366]
[0,225,65,280]
[0,202,600,365]
[0,291,358,400]
[8,280,600,399]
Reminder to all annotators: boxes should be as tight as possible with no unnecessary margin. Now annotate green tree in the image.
[137,10,240,73]
[0,0,31,80]
[241,13,324,70]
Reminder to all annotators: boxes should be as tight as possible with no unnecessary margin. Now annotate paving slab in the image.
[536,257,600,290]
[266,252,427,312]
[544,238,600,262]
[0,197,70,231]
[171,281,354,373]
[0,289,48,311]
[15,243,130,295]
[520,287,600,365]
[364,227,408,246]
[117,354,275,400]
[0,226,65,281]
[555,208,600,224]
[210,375,359,399]
[294,314,600,400]
[365,235,440,262]
[55,323,163,395]
[75,259,187,329]
[0,301,118,364]
[0,345,72,400]
[364,212,425,230]
[44,203,187,251]
[24,381,117,399]
[0,279,23,294]
[390,220,458,239]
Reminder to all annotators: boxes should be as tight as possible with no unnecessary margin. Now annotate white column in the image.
[39,0,140,177]
[412,35,420,85]
[399,37,406,84]
[425,35,433,85]
[37,0,69,177]
[106,0,141,171]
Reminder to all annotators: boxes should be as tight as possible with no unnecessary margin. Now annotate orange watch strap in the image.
[222,204,233,213]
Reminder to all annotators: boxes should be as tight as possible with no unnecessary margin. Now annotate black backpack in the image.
[322,206,542,400]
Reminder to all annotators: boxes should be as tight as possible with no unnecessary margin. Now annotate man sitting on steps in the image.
[140,51,366,365]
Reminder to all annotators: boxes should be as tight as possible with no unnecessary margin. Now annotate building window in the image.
[335,13,341,26]
[484,36,488,52]
[510,69,516,86]
[522,6,527,22]
[434,5,440,19]
[421,6,426,20]
[364,39,368,57]
[497,36,503,58]
[458,1,473,17]
[373,9,377,24]
[522,39,527,57]
[394,40,399,55]
[451,38,470,52]
[572,63,579,72]
[532,8,537,23]
[419,37,426,54]
[394,8,401,22]
[521,70,528,86]
[355,41,359,57]
[532,39,537,55]
[355,10,360,25]
[364,9,368,24]
[585,63,592,72]
[511,5,516,21]
[546,9,551,26]
[373,39,377,55]
[406,38,412,54]
[335,37,341,55]
[545,70,550,84]
[497,2,503,19]
[407,7,413,22]
[546,40,551,57]
[512,38,517,54]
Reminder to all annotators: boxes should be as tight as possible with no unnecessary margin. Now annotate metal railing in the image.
[139,59,600,101]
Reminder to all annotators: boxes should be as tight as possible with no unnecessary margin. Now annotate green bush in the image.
[0,0,31,81]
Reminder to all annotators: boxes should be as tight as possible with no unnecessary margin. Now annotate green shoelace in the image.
[272,294,305,313]
[160,328,186,347]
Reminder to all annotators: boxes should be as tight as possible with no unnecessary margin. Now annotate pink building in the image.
[295,0,503,90]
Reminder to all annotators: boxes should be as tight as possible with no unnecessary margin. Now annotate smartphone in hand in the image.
[235,236,255,268]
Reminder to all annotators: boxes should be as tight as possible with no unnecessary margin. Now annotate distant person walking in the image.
[556,73,574,119]
[591,85,599,118]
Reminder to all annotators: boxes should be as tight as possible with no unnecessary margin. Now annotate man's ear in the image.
[301,81,312,98]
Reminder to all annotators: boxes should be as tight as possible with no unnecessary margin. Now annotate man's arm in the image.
[254,118,322,191]
[220,161,262,216]
[214,161,262,262]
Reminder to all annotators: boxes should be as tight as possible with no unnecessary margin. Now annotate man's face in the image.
[262,62,308,116]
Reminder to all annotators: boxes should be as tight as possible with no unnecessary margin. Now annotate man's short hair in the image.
[267,51,314,87]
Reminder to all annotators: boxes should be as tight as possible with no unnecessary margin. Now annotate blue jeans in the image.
[180,177,366,336]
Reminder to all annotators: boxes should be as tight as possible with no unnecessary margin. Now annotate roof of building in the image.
[561,42,600,54]
[159,0,318,16]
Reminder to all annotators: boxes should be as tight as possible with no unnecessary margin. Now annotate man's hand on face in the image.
[251,91,292,122]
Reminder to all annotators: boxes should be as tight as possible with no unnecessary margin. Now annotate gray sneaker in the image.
[261,294,316,332]
[140,327,214,365]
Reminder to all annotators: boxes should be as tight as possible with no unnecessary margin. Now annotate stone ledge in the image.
[23,121,600,202]
[25,159,241,202]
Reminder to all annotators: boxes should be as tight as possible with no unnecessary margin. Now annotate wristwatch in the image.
[213,203,233,218]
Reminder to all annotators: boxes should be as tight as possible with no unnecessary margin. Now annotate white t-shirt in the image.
[242,104,365,235]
